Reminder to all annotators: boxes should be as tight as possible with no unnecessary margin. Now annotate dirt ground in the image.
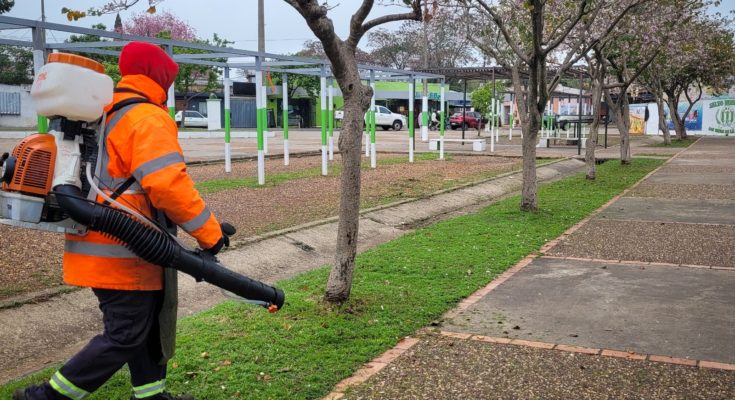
[0,154,521,301]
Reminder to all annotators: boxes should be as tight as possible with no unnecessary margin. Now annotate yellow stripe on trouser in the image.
[133,379,166,398]
[49,371,89,400]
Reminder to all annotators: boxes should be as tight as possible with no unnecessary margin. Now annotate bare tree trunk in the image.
[325,78,370,303]
[585,64,604,180]
[284,0,423,304]
[665,93,686,140]
[605,89,632,165]
[521,114,539,210]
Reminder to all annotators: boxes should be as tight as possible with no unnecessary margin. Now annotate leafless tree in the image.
[284,0,423,303]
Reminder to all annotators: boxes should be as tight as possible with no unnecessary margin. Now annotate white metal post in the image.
[224,68,232,173]
[370,71,376,168]
[490,102,495,153]
[365,78,370,157]
[495,99,500,143]
[283,74,289,165]
[440,82,445,160]
[320,74,327,176]
[408,79,415,163]
[255,67,265,185]
[328,79,334,161]
[262,85,269,154]
[421,79,429,142]
[509,96,514,141]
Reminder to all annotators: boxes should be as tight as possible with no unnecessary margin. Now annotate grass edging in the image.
[0,158,663,399]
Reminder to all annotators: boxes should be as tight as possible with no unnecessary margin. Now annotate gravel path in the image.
[658,164,734,174]
[0,154,520,300]
[628,183,735,200]
[547,219,735,267]
[344,335,735,400]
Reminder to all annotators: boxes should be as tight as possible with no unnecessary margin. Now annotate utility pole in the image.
[258,0,265,53]
[40,0,46,22]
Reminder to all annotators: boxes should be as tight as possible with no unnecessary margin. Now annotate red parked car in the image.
[449,111,486,130]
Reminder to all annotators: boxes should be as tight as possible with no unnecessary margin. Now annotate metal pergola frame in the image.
[0,15,448,182]
[418,66,592,155]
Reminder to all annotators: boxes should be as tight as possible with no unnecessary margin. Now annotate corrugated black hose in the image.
[53,184,285,311]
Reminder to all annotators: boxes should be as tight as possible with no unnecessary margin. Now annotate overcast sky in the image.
[4,1,734,56]
[5,0,412,54]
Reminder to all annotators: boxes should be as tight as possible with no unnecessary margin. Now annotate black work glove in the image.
[204,222,237,256]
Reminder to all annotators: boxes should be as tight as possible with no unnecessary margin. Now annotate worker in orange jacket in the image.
[15,42,232,400]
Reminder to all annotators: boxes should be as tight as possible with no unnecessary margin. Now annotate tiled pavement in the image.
[327,137,735,399]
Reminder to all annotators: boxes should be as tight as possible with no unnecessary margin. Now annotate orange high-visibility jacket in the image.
[63,74,222,291]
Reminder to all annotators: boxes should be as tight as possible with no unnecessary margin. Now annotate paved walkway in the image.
[0,158,585,383]
[331,137,735,399]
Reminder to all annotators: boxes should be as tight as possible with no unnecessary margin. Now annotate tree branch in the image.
[543,0,590,55]
[470,0,531,64]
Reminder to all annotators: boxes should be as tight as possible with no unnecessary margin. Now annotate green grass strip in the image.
[1,158,664,399]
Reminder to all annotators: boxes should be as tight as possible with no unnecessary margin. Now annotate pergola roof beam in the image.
[0,15,445,82]
[0,38,32,47]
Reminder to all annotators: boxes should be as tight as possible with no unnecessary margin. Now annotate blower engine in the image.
[0,53,284,311]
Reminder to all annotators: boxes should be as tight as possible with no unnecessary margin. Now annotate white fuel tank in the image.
[30,53,113,122]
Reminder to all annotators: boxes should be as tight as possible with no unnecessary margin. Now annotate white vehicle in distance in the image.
[175,110,208,128]
[335,106,406,131]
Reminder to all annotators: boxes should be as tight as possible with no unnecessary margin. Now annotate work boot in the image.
[130,393,195,400]
[13,383,70,400]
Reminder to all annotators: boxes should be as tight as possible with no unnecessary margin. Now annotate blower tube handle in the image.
[54,184,284,311]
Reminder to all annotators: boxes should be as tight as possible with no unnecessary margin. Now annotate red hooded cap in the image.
[119,41,179,91]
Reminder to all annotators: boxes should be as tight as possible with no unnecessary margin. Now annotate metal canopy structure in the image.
[417,66,587,81]
[0,15,447,182]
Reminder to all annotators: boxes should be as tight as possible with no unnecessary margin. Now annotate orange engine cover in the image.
[3,134,56,196]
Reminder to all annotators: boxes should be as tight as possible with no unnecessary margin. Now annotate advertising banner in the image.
[629,104,647,135]
[703,99,735,135]
[667,102,702,131]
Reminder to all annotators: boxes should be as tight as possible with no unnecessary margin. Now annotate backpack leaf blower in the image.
[0,53,284,312]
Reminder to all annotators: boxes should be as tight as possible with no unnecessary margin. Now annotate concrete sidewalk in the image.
[333,137,735,399]
[0,159,586,384]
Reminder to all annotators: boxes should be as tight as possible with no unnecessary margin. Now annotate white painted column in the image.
[255,69,265,185]
[365,79,370,157]
[421,79,429,142]
[496,99,500,140]
[282,74,289,166]
[328,79,334,161]
[320,74,328,176]
[262,86,269,154]
[370,71,376,169]
[224,72,232,173]
[408,79,415,163]
[508,96,514,141]
[439,83,445,160]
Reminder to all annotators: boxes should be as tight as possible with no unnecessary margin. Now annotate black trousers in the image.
[54,289,166,397]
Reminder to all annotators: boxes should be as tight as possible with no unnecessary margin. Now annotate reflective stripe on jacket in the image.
[62,74,222,291]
